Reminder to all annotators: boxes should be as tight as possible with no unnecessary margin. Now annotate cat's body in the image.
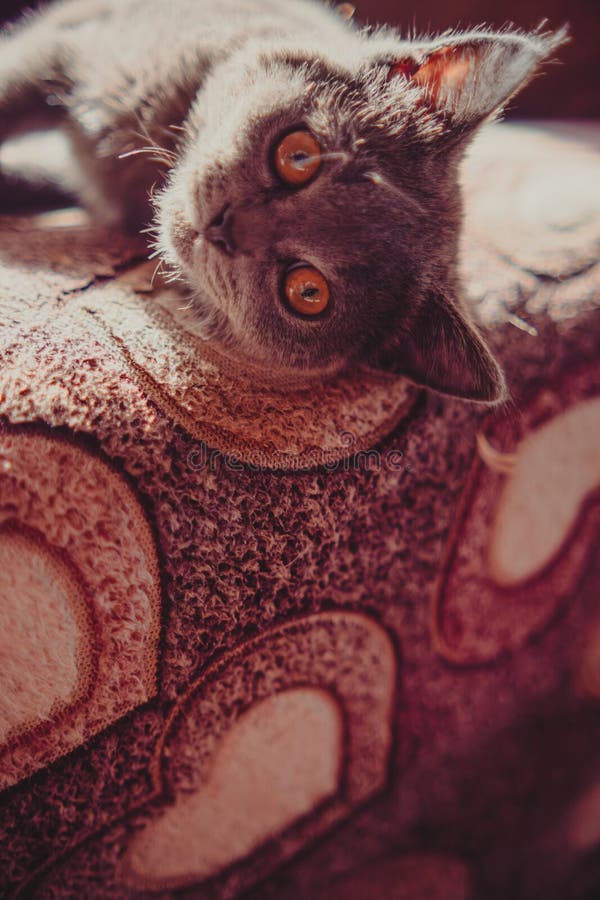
[0,0,566,398]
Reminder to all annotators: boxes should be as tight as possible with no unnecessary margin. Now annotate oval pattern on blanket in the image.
[119,611,396,895]
[0,427,162,789]
[126,688,342,885]
[433,365,600,666]
[0,525,95,747]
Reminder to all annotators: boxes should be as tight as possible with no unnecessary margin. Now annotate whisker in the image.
[141,221,161,239]
[163,269,184,285]
[304,151,351,165]
[364,170,425,214]
[132,116,154,146]
[150,155,175,167]
[178,294,197,311]
[507,313,538,336]
[150,259,165,289]
[477,432,517,475]
[118,146,176,167]
[129,118,177,159]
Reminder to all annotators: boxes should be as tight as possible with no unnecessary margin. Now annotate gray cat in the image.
[0,0,566,400]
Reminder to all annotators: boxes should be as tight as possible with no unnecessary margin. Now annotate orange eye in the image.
[274,130,321,185]
[284,265,330,316]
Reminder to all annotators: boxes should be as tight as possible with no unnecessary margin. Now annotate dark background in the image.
[1,0,598,116]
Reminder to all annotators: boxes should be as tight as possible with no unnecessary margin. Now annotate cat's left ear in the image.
[388,27,568,125]
[371,291,507,403]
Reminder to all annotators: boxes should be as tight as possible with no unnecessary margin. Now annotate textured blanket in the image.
[0,123,599,900]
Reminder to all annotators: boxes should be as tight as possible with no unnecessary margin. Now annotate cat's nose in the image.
[205,204,236,255]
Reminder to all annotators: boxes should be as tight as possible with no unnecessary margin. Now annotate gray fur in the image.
[0,0,567,400]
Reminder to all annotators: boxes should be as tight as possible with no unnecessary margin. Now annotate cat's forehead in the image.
[251,52,439,151]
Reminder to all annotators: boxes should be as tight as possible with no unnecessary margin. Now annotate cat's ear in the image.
[388,27,568,125]
[372,292,507,403]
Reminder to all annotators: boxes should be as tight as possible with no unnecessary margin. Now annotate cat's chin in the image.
[206,340,345,390]
[151,288,348,388]
[197,331,349,388]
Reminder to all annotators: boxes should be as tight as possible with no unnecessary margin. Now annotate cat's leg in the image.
[0,21,69,143]
[0,15,137,223]
[1,17,166,227]
[0,23,73,210]
[0,2,188,228]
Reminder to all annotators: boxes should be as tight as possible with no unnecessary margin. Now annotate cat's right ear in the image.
[387,26,568,127]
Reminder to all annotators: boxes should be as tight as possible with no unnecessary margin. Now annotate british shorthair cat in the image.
[0,0,566,399]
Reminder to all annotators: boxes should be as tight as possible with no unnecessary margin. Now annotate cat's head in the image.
[156,22,566,401]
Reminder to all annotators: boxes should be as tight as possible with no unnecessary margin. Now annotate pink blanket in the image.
[0,123,599,899]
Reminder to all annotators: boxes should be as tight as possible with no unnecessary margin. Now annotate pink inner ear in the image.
[390,46,473,105]
[388,59,420,80]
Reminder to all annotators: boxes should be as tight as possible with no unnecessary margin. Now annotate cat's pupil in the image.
[274,130,321,185]
[283,265,330,316]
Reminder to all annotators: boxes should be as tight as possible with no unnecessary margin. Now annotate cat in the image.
[0,0,566,400]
